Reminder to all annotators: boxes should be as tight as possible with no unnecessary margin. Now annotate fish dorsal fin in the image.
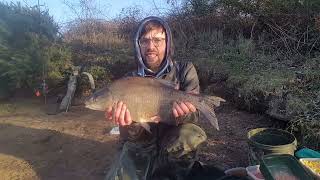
[155,78,178,89]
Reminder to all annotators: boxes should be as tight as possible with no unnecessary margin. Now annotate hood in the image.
[134,16,173,78]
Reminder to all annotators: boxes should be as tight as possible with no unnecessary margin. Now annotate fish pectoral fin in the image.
[150,115,161,123]
[138,122,151,133]
[136,116,160,133]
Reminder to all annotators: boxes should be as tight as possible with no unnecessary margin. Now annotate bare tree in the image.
[62,0,112,49]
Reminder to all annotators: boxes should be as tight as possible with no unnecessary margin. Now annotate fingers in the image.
[118,102,127,125]
[184,101,196,112]
[178,101,191,114]
[106,104,117,124]
[172,107,179,118]
[106,101,132,126]
[105,106,112,121]
[114,101,123,123]
[173,101,184,118]
[124,109,132,125]
[172,101,196,118]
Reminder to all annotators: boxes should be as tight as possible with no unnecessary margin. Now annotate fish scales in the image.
[111,78,166,122]
[109,77,197,124]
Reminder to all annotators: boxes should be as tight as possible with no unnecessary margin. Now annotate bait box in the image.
[299,158,320,179]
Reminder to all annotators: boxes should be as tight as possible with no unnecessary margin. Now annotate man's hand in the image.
[105,101,132,126]
[172,101,197,118]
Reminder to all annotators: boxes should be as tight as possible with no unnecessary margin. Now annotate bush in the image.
[0,2,72,97]
[289,94,320,149]
[86,65,112,85]
[46,43,73,87]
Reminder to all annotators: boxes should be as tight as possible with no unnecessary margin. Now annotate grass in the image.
[178,34,320,149]
[0,103,17,116]
[0,98,48,117]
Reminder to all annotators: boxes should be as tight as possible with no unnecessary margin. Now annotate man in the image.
[105,16,207,180]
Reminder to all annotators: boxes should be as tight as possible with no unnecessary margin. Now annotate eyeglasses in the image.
[139,37,166,47]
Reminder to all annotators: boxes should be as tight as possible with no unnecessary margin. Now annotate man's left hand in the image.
[172,101,197,118]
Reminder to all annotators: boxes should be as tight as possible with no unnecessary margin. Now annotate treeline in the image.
[169,0,320,56]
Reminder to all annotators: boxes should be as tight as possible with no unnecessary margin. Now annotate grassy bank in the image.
[174,34,320,149]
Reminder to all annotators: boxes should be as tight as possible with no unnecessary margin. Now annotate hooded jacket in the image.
[121,16,200,142]
[134,16,173,78]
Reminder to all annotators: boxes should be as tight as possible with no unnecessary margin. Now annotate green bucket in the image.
[247,128,297,165]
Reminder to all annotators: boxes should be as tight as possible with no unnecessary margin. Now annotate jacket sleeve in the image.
[177,62,201,124]
[179,62,200,94]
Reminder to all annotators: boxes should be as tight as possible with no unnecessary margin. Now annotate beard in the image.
[143,52,163,72]
[144,59,161,72]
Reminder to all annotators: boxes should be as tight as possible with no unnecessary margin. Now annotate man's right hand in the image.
[105,101,133,126]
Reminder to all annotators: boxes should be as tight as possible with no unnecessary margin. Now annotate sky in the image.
[2,0,176,25]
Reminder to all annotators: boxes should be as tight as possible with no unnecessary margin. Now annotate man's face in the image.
[139,27,166,72]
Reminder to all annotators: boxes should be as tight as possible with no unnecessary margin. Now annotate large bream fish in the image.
[85,77,225,130]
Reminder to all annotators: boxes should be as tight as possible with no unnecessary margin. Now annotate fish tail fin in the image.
[197,102,220,130]
[203,95,226,108]
[197,96,226,130]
